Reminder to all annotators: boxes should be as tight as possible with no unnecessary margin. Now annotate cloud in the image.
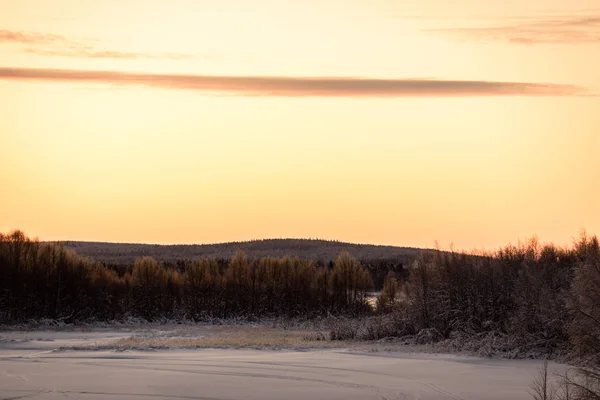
[23,47,194,60]
[0,67,586,97]
[0,29,193,60]
[428,15,600,44]
[0,30,67,45]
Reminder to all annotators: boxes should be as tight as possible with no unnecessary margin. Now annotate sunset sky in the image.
[1,0,599,250]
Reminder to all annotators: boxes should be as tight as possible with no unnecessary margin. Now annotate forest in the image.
[0,230,375,321]
[61,238,421,266]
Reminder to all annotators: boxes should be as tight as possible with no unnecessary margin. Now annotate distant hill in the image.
[60,238,425,265]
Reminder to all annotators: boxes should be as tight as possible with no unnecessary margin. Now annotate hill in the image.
[60,238,424,265]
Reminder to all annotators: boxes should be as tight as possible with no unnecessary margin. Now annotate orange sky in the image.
[1,0,599,250]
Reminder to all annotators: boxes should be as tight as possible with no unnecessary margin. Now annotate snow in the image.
[0,329,566,400]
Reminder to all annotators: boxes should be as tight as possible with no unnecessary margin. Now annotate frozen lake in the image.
[0,330,564,400]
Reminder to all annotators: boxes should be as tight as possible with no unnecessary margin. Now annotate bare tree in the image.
[531,360,556,400]
[555,369,572,400]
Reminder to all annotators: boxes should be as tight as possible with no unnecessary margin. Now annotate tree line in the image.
[0,230,374,322]
[392,236,599,356]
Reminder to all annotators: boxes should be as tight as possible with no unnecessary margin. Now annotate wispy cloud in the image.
[0,30,67,45]
[23,47,194,60]
[428,15,600,44]
[0,29,193,60]
[0,67,586,97]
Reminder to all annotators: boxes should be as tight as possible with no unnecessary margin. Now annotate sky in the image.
[1,0,599,250]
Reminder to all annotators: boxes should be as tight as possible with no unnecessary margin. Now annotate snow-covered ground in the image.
[0,328,565,400]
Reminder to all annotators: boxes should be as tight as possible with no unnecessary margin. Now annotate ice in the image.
[0,329,566,400]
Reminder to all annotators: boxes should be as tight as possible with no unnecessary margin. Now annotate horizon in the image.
[2,0,599,250]
[55,236,416,248]
[21,231,423,250]
[8,229,591,254]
